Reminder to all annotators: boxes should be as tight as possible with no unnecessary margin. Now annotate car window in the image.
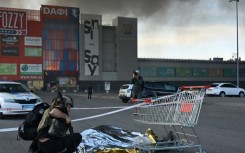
[221,84,236,88]
[0,84,29,92]
[220,84,226,87]
[154,83,163,89]
[211,84,219,87]
[144,82,152,88]
[0,84,11,92]
[121,85,129,89]
[228,84,236,88]
[220,84,227,88]
[145,82,176,90]
[0,84,7,92]
[164,84,176,91]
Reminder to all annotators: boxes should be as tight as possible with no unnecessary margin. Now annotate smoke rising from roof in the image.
[1,0,245,60]
[2,0,244,25]
[0,0,194,34]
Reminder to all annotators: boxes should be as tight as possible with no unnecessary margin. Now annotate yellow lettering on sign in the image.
[123,24,132,34]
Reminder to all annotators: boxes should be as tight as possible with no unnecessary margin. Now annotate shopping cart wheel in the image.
[176,139,188,152]
[180,138,188,145]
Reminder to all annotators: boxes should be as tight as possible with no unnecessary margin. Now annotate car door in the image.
[221,83,236,96]
[154,82,164,95]
[227,83,239,95]
[220,84,230,95]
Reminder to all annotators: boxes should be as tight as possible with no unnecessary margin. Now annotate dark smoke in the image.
[1,0,244,60]
[1,0,244,26]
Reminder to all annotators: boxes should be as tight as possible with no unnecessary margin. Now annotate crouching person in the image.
[36,95,82,153]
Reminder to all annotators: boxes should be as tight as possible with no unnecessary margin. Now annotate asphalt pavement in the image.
[0,91,245,153]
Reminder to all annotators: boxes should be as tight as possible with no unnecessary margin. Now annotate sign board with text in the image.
[20,64,42,75]
[1,47,19,56]
[82,14,101,76]
[0,63,17,75]
[0,10,27,35]
[24,37,42,46]
[1,35,19,44]
[41,5,79,21]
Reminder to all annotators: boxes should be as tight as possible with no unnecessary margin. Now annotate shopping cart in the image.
[133,89,206,153]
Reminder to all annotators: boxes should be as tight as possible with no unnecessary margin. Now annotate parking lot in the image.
[0,91,245,153]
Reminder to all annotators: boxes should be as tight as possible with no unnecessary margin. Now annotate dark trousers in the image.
[88,93,92,99]
[133,91,142,99]
[38,133,82,153]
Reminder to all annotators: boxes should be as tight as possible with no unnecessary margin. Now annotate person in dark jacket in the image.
[130,70,144,99]
[88,85,93,99]
[35,95,82,153]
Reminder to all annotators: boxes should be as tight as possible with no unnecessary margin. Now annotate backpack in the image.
[17,102,50,141]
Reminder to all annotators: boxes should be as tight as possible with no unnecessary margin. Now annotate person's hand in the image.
[65,116,71,124]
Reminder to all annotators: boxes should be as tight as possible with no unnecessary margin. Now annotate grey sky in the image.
[1,0,244,60]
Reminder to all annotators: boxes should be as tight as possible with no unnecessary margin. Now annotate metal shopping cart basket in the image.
[133,89,206,153]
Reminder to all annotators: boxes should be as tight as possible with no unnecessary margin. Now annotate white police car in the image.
[119,84,133,103]
[0,81,42,118]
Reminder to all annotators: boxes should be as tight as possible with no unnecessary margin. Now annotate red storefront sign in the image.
[0,10,27,35]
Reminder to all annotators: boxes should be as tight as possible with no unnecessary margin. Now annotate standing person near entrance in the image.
[88,85,93,99]
[130,70,144,99]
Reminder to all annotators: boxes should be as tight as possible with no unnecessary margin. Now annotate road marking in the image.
[0,127,18,132]
[72,106,127,110]
[72,103,143,122]
[0,104,143,133]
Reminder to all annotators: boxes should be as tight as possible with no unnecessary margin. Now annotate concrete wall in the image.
[113,17,138,80]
